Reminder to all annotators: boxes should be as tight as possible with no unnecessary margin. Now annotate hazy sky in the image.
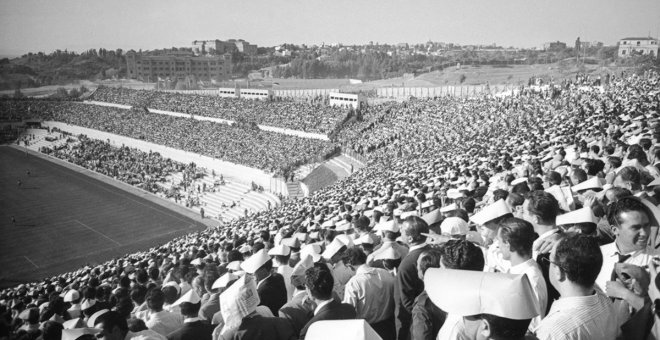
[1,0,659,56]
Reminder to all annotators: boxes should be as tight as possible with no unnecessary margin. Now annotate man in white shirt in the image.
[141,289,183,337]
[342,247,396,340]
[535,233,617,340]
[596,196,658,329]
[497,217,548,331]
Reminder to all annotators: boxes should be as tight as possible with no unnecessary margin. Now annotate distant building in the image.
[543,41,567,51]
[192,39,258,56]
[126,50,230,82]
[618,37,658,58]
[329,92,365,109]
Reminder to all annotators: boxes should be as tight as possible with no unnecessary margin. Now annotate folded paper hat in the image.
[227,260,242,272]
[190,258,203,266]
[335,234,355,248]
[292,255,315,287]
[421,200,434,209]
[571,176,603,192]
[63,289,79,303]
[80,299,96,311]
[422,209,443,226]
[400,211,418,219]
[424,268,539,320]
[556,207,598,226]
[305,319,383,340]
[336,220,352,232]
[62,318,85,329]
[393,209,403,217]
[239,244,252,253]
[373,220,399,233]
[321,220,336,228]
[355,233,376,245]
[301,244,322,262]
[439,203,458,213]
[322,239,347,260]
[511,177,528,186]
[61,328,102,340]
[212,272,239,290]
[268,244,291,256]
[240,249,271,274]
[440,217,469,236]
[372,246,401,261]
[172,288,201,307]
[363,210,374,218]
[281,237,301,249]
[469,199,512,227]
[446,188,464,199]
[87,309,109,327]
[648,177,660,187]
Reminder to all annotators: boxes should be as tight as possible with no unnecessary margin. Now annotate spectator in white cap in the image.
[64,289,82,319]
[535,233,617,340]
[269,244,294,302]
[341,247,396,340]
[368,219,408,267]
[440,217,469,239]
[241,249,287,316]
[278,255,316,338]
[470,199,513,274]
[167,289,214,340]
[428,269,539,340]
[496,217,548,331]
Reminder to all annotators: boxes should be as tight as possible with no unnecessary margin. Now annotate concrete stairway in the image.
[286,181,305,199]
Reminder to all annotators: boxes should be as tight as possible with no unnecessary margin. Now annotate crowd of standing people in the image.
[1,71,660,340]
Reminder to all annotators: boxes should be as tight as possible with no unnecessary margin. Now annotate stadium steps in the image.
[286,181,305,198]
[300,153,366,194]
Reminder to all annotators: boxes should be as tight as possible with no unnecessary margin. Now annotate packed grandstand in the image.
[1,71,660,340]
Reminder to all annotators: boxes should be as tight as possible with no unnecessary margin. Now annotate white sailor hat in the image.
[470,199,511,227]
[61,328,101,340]
[424,269,539,320]
[212,272,239,290]
[172,288,201,307]
[556,207,598,226]
[305,319,382,340]
[268,244,291,257]
[240,249,271,274]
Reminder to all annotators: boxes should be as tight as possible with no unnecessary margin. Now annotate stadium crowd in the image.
[90,87,348,134]
[1,71,660,340]
[0,101,338,176]
[40,134,199,199]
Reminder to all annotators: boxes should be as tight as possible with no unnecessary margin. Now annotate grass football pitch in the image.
[0,146,207,288]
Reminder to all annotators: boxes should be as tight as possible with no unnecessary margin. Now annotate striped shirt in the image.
[534,291,617,340]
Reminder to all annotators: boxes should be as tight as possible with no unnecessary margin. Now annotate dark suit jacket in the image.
[299,299,357,340]
[411,290,447,340]
[199,292,220,322]
[536,252,560,315]
[396,245,429,340]
[166,320,214,340]
[232,313,295,340]
[258,273,288,316]
[278,292,315,337]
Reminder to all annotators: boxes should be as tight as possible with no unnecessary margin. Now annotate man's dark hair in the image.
[161,286,178,304]
[341,247,367,267]
[403,216,429,244]
[511,181,530,195]
[180,302,201,318]
[571,168,588,184]
[553,233,602,287]
[607,157,622,170]
[492,189,509,202]
[498,218,535,257]
[606,196,649,227]
[135,269,149,285]
[463,197,476,214]
[418,248,442,276]
[41,321,63,340]
[96,311,128,335]
[478,314,531,339]
[506,192,525,209]
[439,239,484,271]
[616,166,642,191]
[146,288,164,310]
[545,171,562,186]
[604,145,615,156]
[353,216,370,232]
[129,285,147,305]
[525,191,560,225]
[590,145,600,155]
[305,263,334,300]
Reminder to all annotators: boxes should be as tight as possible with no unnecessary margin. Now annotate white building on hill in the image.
[618,37,659,58]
